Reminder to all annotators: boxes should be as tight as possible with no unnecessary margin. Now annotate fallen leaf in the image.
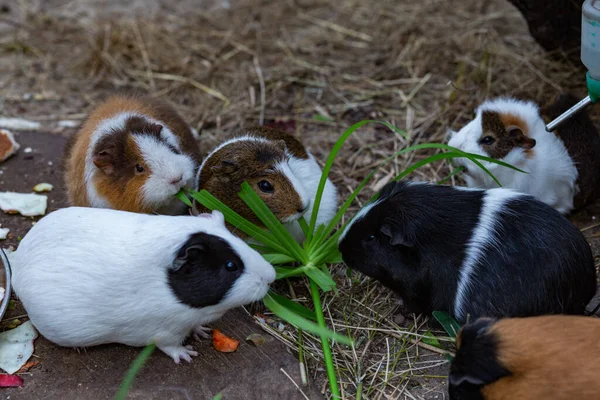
[0,129,19,163]
[0,192,47,217]
[212,329,239,353]
[0,374,23,387]
[246,333,265,347]
[0,118,40,131]
[32,183,53,193]
[16,360,39,373]
[0,321,38,374]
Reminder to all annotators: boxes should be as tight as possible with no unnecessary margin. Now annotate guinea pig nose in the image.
[170,174,184,185]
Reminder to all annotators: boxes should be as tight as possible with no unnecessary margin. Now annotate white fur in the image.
[338,198,382,244]
[84,112,196,215]
[11,207,275,363]
[453,189,523,320]
[196,135,338,243]
[447,97,578,214]
[283,153,338,242]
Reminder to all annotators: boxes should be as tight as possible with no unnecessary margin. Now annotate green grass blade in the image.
[276,266,310,279]
[263,294,353,345]
[268,291,316,320]
[238,182,307,263]
[437,166,465,185]
[262,253,298,265]
[189,190,289,255]
[308,120,408,240]
[114,343,156,400]
[304,266,336,292]
[176,189,193,207]
[432,311,461,339]
[298,218,310,239]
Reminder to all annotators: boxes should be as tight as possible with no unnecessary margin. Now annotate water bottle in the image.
[546,0,600,131]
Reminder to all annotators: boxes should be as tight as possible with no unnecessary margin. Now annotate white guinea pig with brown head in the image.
[193,126,338,242]
[64,94,202,215]
[447,94,600,214]
[11,207,276,363]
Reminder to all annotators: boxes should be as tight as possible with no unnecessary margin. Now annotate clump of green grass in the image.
[185,120,520,398]
[118,120,516,399]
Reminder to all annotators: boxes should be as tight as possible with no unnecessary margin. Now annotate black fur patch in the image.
[464,194,596,319]
[338,180,597,320]
[448,318,510,400]
[544,93,600,209]
[338,181,484,315]
[168,232,245,308]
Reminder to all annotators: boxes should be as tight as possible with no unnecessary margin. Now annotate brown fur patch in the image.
[196,137,306,231]
[244,125,309,159]
[64,93,200,212]
[480,111,535,159]
[481,316,600,399]
[94,134,152,212]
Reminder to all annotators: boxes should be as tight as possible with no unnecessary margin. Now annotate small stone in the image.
[23,147,32,154]
[0,228,8,240]
[0,129,19,163]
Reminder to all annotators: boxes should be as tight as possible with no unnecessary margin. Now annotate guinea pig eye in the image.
[365,235,376,242]
[135,164,145,173]
[480,136,495,146]
[258,180,274,193]
[224,261,238,272]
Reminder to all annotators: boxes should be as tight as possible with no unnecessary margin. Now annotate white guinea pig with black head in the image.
[447,94,600,214]
[11,207,275,363]
[338,181,596,322]
[193,126,337,242]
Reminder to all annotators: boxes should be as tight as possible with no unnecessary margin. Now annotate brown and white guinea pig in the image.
[447,94,600,214]
[448,315,600,400]
[193,126,338,242]
[64,94,202,215]
[338,180,596,322]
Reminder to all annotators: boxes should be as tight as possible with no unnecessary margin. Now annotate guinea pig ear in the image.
[211,210,225,225]
[93,149,115,176]
[172,243,206,271]
[211,160,238,175]
[146,122,163,136]
[380,221,415,247]
[274,139,287,152]
[507,126,536,150]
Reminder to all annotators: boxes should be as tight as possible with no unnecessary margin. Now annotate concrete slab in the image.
[0,131,321,400]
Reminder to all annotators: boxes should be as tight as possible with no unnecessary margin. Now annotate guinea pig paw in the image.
[192,325,212,341]
[160,344,199,364]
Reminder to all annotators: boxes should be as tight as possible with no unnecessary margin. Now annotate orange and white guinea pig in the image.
[64,94,202,215]
[449,315,600,400]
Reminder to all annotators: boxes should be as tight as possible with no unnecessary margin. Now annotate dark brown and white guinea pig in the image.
[338,180,596,321]
[448,315,600,400]
[64,94,202,215]
[193,126,337,242]
[11,207,276,363]
[447,94,600,214]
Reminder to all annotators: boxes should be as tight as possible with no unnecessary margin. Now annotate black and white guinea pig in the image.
[338,180,596,321]
[449,315,600,400]
[11,207,276,363]
[447,94,600,214]
[193,126,337,242]
[64,94,202,215]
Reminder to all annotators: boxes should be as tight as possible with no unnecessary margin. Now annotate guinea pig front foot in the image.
[192,325,212,341]
[159,344,199,364]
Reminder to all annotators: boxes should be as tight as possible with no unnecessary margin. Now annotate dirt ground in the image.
[0,0,599,399]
